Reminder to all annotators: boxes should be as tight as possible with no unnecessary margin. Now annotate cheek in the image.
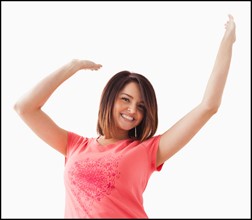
[113,103,119,113]
[112,103,121,119]
[113,101,128,114]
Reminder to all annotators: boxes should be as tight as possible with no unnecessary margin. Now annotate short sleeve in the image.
[65,131,88,164]
[143,135,163,172]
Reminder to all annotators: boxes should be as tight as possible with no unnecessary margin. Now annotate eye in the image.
[138,104,145,111]
[122,97,130,102]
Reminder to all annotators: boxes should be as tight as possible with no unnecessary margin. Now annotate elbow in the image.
[209,107,219,115]
[13,101,25,116]
[200,102,220,115]
[13,100,32,116]
[14,99,41,116]
[13,101,19,113]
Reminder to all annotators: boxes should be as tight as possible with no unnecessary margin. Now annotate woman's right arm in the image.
[14,59,102,156]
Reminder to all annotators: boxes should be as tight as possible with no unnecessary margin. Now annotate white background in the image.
[2,1,251,218]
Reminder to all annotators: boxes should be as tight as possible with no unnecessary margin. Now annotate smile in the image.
[121,113,134,121]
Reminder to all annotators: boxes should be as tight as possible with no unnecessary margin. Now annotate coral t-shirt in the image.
[64,131,163,218]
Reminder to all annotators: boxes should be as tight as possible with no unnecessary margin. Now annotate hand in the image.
[224,14,236,43]
[73,59,102,71]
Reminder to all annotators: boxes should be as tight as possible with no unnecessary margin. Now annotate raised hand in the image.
[224,14,236,43]
[74,59,103,71]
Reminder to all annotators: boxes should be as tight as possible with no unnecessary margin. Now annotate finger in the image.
[93,64,102,70]
[95,64,102,69]
[228,14,234,21]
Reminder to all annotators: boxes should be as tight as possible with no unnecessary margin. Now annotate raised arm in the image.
[14,59,102,156]
[157,15,236,167]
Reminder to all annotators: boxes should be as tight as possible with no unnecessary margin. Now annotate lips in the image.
[121,113,134,121]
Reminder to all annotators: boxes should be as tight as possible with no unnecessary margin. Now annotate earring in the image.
[135,127,137,138]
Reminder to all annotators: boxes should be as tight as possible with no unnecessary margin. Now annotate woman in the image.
[14,15,236,218]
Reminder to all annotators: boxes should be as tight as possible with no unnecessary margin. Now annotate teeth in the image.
[121,114,134,121]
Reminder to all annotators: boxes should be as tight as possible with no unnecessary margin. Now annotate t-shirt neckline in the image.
[94,136,132,148]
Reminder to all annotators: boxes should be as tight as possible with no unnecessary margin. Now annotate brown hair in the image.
[97,71,158,142]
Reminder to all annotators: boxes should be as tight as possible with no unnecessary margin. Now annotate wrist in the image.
[69,59,82,71]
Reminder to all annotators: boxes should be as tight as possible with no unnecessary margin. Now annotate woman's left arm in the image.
[157,15,236,167]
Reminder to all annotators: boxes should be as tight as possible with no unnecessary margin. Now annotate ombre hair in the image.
[97,71,158,142]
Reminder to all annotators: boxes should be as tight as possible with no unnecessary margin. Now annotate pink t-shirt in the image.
[64,131,163,218]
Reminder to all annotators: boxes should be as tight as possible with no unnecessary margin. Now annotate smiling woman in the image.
[97,71,158,142]
[13,15,236,218]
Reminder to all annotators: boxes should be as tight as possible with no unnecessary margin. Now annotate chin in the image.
[120,126,133,132]
[117,124,134,132]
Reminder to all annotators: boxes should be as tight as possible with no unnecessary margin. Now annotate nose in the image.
[127,105,137,114]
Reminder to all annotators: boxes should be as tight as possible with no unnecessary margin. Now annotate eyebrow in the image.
[121,93,144,104]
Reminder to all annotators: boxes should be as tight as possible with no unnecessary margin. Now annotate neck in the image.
[104,135,128,141]
[97,135,129,146]
[103,130,129,140]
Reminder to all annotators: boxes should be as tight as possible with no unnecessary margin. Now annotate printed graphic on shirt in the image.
[68,153,122,215]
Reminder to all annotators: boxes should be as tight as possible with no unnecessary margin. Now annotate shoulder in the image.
[141,135,161,147]
[140,135,163,171]
[67,131,92,153]
[65,131,96,162]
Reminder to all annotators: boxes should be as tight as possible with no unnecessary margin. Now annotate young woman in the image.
[14,15,236,218]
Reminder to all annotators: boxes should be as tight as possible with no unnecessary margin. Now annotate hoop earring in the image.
[135,127,137,138]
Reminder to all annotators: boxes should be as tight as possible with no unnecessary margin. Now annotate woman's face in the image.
[113,82,145,138]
